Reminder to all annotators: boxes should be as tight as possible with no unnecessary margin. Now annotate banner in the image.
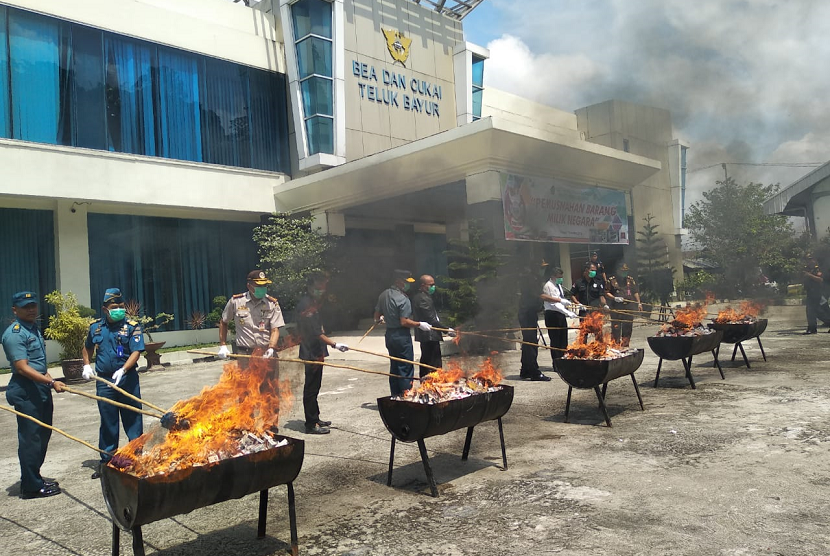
[501,173,629,244]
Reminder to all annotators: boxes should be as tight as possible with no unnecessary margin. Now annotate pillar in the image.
[54,200,91,307]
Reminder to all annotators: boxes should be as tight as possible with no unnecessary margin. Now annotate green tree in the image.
[636,213,674,302]
[684,178,796,292]
[253,213,337,312]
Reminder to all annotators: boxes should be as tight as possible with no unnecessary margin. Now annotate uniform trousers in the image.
[385,328,414,396]
[518,308,540,377]
[303,361,324,427]
[96,370,143,462]
[544,310,568,367]
[6,376,53,493]
[418,341,442,378]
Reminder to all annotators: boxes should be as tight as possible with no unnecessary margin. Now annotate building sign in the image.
[501,173,629,244]
[349,29,442,118]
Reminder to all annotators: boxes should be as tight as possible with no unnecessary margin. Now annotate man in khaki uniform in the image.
[218,270,284,368]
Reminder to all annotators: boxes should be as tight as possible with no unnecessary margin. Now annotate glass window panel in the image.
[292,0,332,40]
[105,35,156,156]
[472,56,485,87]
[301,76,332,117]
[9,9,60,144]
[60,24,106,149]
[472,88,483,119]
[201,58,250,168]
[156,47,203,162]
[295,36,331,79]
[249,68,289,173]
[0,8,9,138]
[305,114,333,155]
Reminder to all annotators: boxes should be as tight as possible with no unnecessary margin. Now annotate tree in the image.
[636,213,674,302]
[253,213,337,313]
[684,178,796,293]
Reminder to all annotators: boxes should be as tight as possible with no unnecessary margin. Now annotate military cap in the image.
[247,270,272,285]
[12,291,37,307]
[103,288,123,304]
[393,269,416,283]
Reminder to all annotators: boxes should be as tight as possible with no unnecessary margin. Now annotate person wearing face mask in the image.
[410,275,455,378]
[218,270,284,369]
[606,263,641,347]
[296,273,348,435]
[540,267,577,371]
[571,262,608,318]
[373,269,432,396]
[517,263,546,380]
[81,288,145,479]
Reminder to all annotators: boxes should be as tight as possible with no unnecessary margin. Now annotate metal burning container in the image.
[647,329,724,389]
[377,385,514,497]
[708,318,768,368]
[555,349,645,427]
[101,436,304,556]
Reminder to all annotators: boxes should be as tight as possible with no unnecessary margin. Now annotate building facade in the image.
[0,0,687,364]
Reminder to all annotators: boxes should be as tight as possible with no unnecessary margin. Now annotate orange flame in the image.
[565,310,621,359]
[111,353,293,478]
[671,303,708,329]
[713,300,765,323]
[403,357,503,400]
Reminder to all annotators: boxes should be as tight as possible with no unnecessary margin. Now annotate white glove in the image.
[561,299,572,306]
[334,343,349,352]
[614,296,624,303]
[264,348,275,358]
[112,368,125,387]
[447,328,457,338]
[217,345,230,359]
[566,310,578,319]
[418,322,432,331]
[603,305,610,310]
[82,364,95,381]
[377,315,385,324]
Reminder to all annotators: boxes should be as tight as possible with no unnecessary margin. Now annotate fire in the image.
[564,311,625,359]
[671,303,708,329]
[110,353,293,478]
[713,300,765,324]
[398,357,503,403]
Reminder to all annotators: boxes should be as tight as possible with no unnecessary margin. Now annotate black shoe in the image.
[42,480,59,489]
[20,485,61,499]
[316,419,332,427]
[305,423,330,435]
[530,374,552,382]
[803,330,817,335]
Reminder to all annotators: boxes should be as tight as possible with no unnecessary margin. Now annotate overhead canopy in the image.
[764,160,830,216]
[274,116,662,214]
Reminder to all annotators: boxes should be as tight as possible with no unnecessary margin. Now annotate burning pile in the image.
[564,311,637,360]
[712,300,765,324]
[396,358,503,404]
[656,303,715,337]
[109,355,293,478]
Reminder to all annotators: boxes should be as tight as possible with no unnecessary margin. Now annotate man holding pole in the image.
[374,269,433,396]
[3,291,66,498]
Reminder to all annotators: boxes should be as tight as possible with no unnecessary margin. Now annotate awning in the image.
[764,160,830,216]
[274,116,662,214]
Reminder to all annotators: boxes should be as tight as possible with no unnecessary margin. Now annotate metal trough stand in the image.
[647,330,724,389]
[708,319,768,368]
[554,349,646,427]
[377,385,514,497]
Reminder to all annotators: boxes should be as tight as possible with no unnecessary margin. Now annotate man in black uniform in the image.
[410,275,454,377]
[589,251,608,289]
[517,264,551,381]
[606,263,642,346]
[571,262,609,316]
[802,254,824,334]
[296,274,349,434]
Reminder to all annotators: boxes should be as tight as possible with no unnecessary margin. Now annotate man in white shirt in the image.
[540,267,577,370]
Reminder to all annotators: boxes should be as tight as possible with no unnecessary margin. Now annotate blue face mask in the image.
[108,308,126,322]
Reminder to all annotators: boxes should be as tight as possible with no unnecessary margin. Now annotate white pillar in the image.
[559,243,572,285]
[311,210,346,236]
[54,200,91,306]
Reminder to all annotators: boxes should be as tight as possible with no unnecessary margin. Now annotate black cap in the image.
[393,269,415,283]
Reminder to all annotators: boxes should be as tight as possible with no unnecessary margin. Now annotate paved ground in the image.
[1,304,828,556]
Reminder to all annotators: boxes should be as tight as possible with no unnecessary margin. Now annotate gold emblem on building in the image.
[382,29,412,66]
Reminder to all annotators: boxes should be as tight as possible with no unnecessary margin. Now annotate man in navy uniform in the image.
[2,291,66,498]
[81,288,145,479]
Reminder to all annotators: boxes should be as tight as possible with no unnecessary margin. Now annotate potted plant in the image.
[125,300,174,371]
[43,291,95,382]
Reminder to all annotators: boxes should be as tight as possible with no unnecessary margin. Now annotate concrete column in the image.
[311,210,346,236]
[54,200,91,306]
[559,243,572,285]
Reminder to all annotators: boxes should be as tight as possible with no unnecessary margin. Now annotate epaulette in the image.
[12,323,20,333]
[127,319,138,326]
[232,293,245,299]
[267,295,278,303]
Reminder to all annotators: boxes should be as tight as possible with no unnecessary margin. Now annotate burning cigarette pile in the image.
[712,300,765,324]
[395,358,503,404]
[109,355,293,478]
[564,311,635,359]
[655,302,714,337]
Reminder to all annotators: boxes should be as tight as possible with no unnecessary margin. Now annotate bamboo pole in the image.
[0,404,111,456]
[347,345,443,373]
[429,326,567,352]
[90,374,167,414]
[356,322,379,346]
[61,384,165,420]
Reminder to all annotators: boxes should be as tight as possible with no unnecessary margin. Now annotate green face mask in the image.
[555,278,564,285]
[108,308,126,322]
[619,272,628,279]
[403,283,412,292]
[253,286,268,299]
[588,270,597,278]
[427,285,436,295]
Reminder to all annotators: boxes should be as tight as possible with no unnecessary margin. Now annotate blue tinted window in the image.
[306,115,333,155]
[292,0,332,39]
[202,58,251,167]
[472,88,482,120]
[105,36,156,156]
[60,24,106,149]
[472,56,484,87]
[301,76,333,117]
[296,36,332,79]
[9,10,60,143]
[249,69,289,172]
[0,8,9,138]
[156,48,202,162]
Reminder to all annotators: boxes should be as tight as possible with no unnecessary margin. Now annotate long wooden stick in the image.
[186,349,428,381]
[0,404,111,456]
[428,326,567,352]
[90,374,167,414]
[61,385,164,419]
[356,322,378,346]
[347,345,443,373]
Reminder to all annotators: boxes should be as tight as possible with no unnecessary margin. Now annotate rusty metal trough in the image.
[647,330,724,389]
[708,319,768,368]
